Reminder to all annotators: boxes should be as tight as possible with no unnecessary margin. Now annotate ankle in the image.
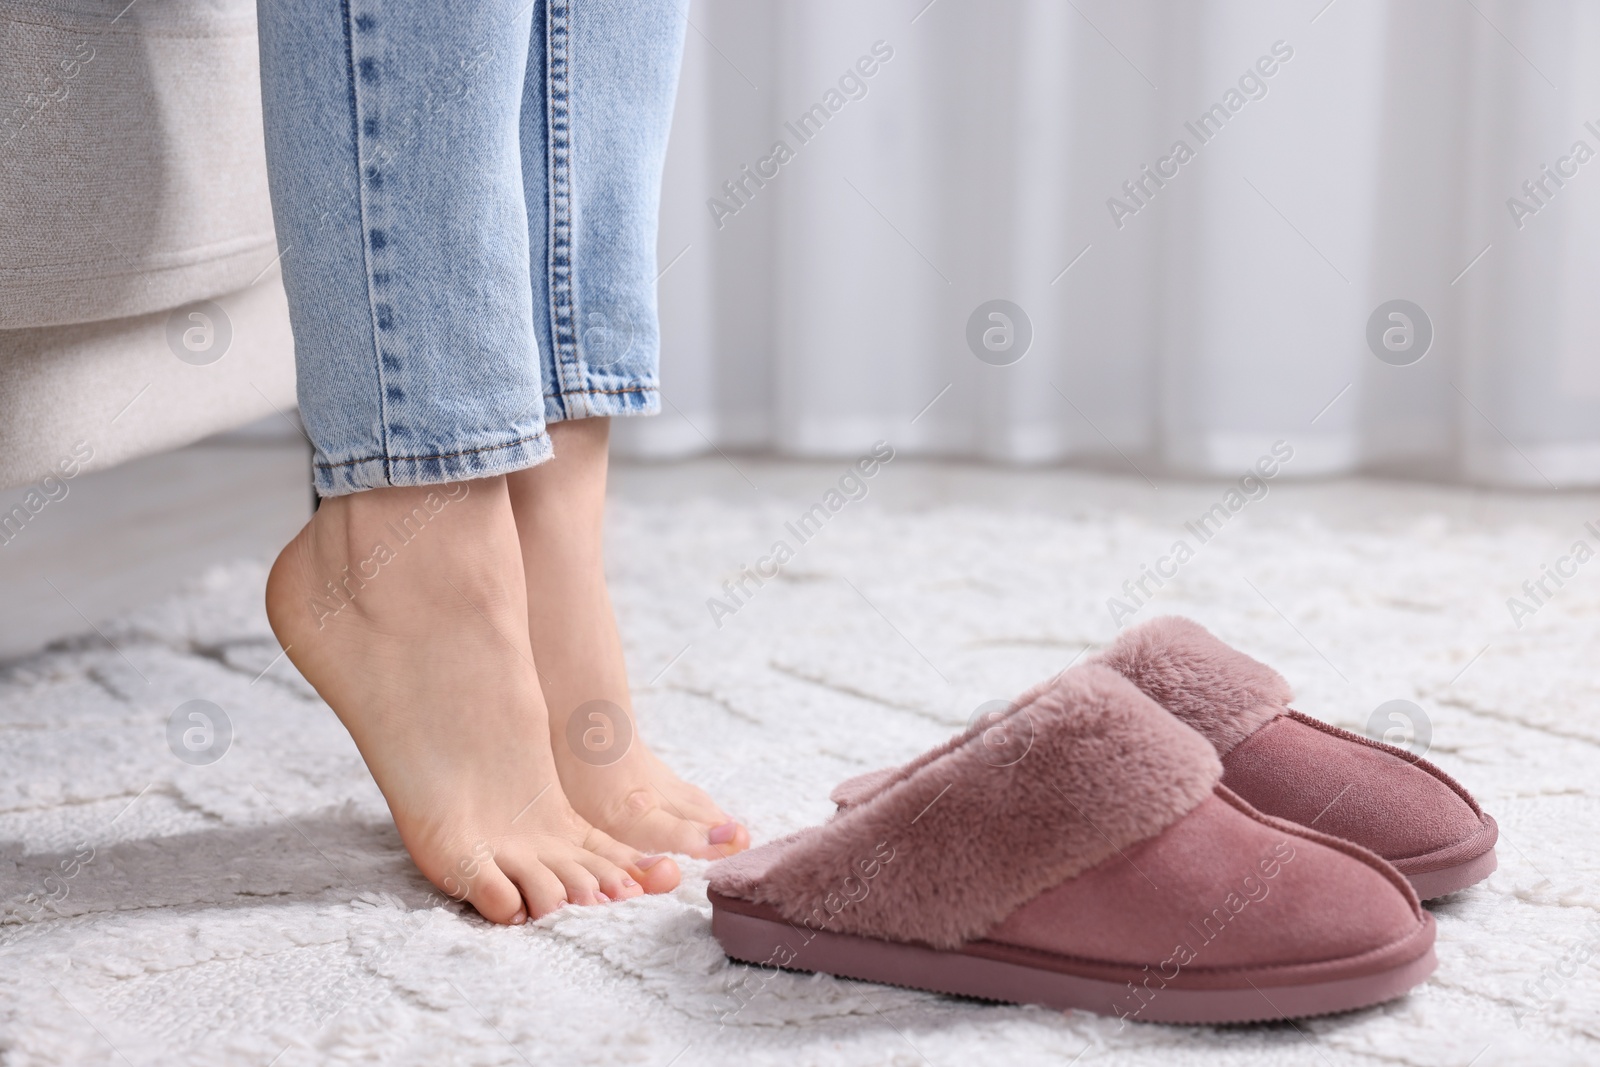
[507,420,609,525]
[276,477,525,627]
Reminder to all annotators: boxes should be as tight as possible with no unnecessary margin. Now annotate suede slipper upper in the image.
[1092,616,1498,899]
[710,664,1435,1024]
[832,620,1498,899]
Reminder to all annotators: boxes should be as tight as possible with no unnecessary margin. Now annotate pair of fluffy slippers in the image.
[708,617,1494,1025]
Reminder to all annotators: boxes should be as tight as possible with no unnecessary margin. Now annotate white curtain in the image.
[613,0,1600,486]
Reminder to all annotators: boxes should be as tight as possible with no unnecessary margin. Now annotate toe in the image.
[677,784,733,829]
[630,808,742,861]
[576,852,643,901]
[633,853,681,894]
[649,786,749,857]
[585,829,682,893]
[499,856,569,919]
[707,820,751,856]
[450,859,528,925]
[548,858,606,906]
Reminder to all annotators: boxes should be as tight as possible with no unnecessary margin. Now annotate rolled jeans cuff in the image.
[312,428,555,498]
[546,381,660,423]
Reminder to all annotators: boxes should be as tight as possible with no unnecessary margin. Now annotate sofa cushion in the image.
[0,0,279,329]
[0,278,297,491]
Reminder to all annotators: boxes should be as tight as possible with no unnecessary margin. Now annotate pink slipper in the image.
[833,620,1497,900]
[1093,617,1498,899]
[710,665,1435,1024]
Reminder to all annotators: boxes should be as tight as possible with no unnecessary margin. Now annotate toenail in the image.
[595,892,610,903]
[511,909,527,925]
[637,854,668,870]
[709,821,738,845]
[622,877,638,887]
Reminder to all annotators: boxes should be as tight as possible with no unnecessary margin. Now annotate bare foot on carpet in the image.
[508,419,751,860]
[265,475,679,923]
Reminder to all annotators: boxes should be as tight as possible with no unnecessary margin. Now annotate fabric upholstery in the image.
[1,0,278,329]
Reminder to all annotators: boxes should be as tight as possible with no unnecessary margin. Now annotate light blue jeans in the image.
[257,1,685,496]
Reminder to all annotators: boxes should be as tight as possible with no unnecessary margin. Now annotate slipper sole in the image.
[1383,808,1498,900]
[1403,842,1498,901]
[710,890,1437,1025]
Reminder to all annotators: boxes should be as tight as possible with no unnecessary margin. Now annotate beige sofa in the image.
[1,0,296,492]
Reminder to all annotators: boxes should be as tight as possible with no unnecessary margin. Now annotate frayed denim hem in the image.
[313,429,555,497]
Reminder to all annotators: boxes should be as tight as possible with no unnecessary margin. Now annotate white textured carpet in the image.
[3,476,1598,1066]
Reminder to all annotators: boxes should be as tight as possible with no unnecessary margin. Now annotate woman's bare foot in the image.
[507,420,751,860]
[264,475,680,923]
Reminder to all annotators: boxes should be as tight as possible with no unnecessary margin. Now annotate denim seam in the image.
[542,385,658,398]
[545,0,584,419]
[314,432,550,471]
[341,0,391,483]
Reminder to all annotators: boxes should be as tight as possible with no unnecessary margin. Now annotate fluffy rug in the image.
[2,481,1597,1066]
